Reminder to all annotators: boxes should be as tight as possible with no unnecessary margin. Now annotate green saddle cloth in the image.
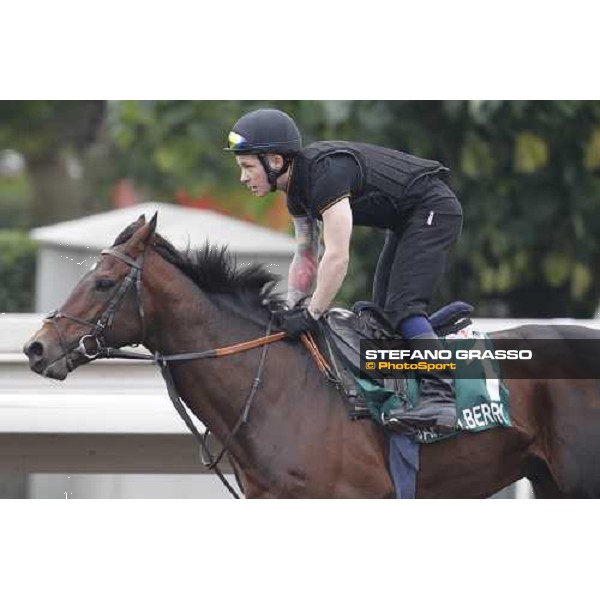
[357,332,511,444]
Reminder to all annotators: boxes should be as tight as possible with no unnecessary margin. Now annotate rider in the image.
[224,108,463,433]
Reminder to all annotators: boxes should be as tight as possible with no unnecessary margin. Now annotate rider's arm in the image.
[287,215,320,307]
[307,198,352,319]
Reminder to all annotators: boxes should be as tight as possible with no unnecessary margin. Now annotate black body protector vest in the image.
[287,141,450,228]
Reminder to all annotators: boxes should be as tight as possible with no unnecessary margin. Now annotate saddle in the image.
[318,301,474,419]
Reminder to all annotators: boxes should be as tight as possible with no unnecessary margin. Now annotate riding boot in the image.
[385,333,457,433]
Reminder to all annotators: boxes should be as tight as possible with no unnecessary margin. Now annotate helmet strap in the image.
[258,154,293,192]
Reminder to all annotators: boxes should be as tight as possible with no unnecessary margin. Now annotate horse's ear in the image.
[135,214,146,227]
[148,211,158,235]
[128,212,158,255]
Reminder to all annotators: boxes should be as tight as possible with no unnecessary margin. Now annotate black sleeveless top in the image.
[286,141,461,228]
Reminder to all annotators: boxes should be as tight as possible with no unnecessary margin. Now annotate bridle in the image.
[43,245,288,499]
[43,248,146,372]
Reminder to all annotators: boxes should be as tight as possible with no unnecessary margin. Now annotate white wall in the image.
[35,245,292,313]
[35,246,92,312]
[29,473,236,499]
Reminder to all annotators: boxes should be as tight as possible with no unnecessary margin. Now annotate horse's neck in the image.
[145,276,274,468]
[142,261,373,497]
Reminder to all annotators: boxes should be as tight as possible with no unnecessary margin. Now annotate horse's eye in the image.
[95,279,115,291]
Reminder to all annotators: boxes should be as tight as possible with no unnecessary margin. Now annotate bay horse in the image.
[23,214,600,498]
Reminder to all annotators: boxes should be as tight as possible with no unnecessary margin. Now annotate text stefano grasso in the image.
[363,349,532,361]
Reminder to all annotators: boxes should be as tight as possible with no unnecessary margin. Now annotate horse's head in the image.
[23,212,157,380]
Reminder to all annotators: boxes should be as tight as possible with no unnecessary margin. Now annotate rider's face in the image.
[235,154,277,197]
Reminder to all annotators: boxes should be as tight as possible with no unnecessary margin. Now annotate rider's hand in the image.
[274,306,319,339]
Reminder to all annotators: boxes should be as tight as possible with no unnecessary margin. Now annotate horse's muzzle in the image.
[23,338,46,373]
[24,331,71,380]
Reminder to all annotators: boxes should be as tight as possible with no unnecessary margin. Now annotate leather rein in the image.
[43,247,334,499]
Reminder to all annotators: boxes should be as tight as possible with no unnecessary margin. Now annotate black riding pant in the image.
[372,202,463,331]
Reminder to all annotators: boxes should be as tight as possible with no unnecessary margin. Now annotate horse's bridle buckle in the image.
[77,334,102,359]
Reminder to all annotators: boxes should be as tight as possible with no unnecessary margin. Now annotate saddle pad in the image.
[358,327,512,444]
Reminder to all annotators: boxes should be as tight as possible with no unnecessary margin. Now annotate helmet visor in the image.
[226,131,251,152]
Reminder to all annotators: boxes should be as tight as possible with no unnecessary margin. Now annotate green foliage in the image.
[0,101,107,226]
[0,174,31,229]
[0,101,105,158]
[4,100,600,317]
[335,101,600,318]
[0,230,37,312]
[104,100,333,221]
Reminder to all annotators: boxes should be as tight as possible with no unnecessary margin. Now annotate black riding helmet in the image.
[225,108,302,191]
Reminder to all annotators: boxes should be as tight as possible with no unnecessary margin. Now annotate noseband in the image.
[43,248,146,371]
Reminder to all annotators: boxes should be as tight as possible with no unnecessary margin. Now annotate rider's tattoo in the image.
[287,216,320,307]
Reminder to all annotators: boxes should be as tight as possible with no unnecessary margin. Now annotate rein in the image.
[44,246,334,499]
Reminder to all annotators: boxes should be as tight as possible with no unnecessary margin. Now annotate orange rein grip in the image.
[214,331,287,357]
[301,332,333,376]
[211,330,333,379]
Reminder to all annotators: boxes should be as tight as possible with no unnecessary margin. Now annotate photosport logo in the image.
[363,350,459,374]
[360,337,600,380]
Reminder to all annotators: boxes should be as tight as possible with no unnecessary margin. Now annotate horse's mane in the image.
[112,221,285,309]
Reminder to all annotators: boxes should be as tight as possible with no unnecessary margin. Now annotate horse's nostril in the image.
[27,341,45,358]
